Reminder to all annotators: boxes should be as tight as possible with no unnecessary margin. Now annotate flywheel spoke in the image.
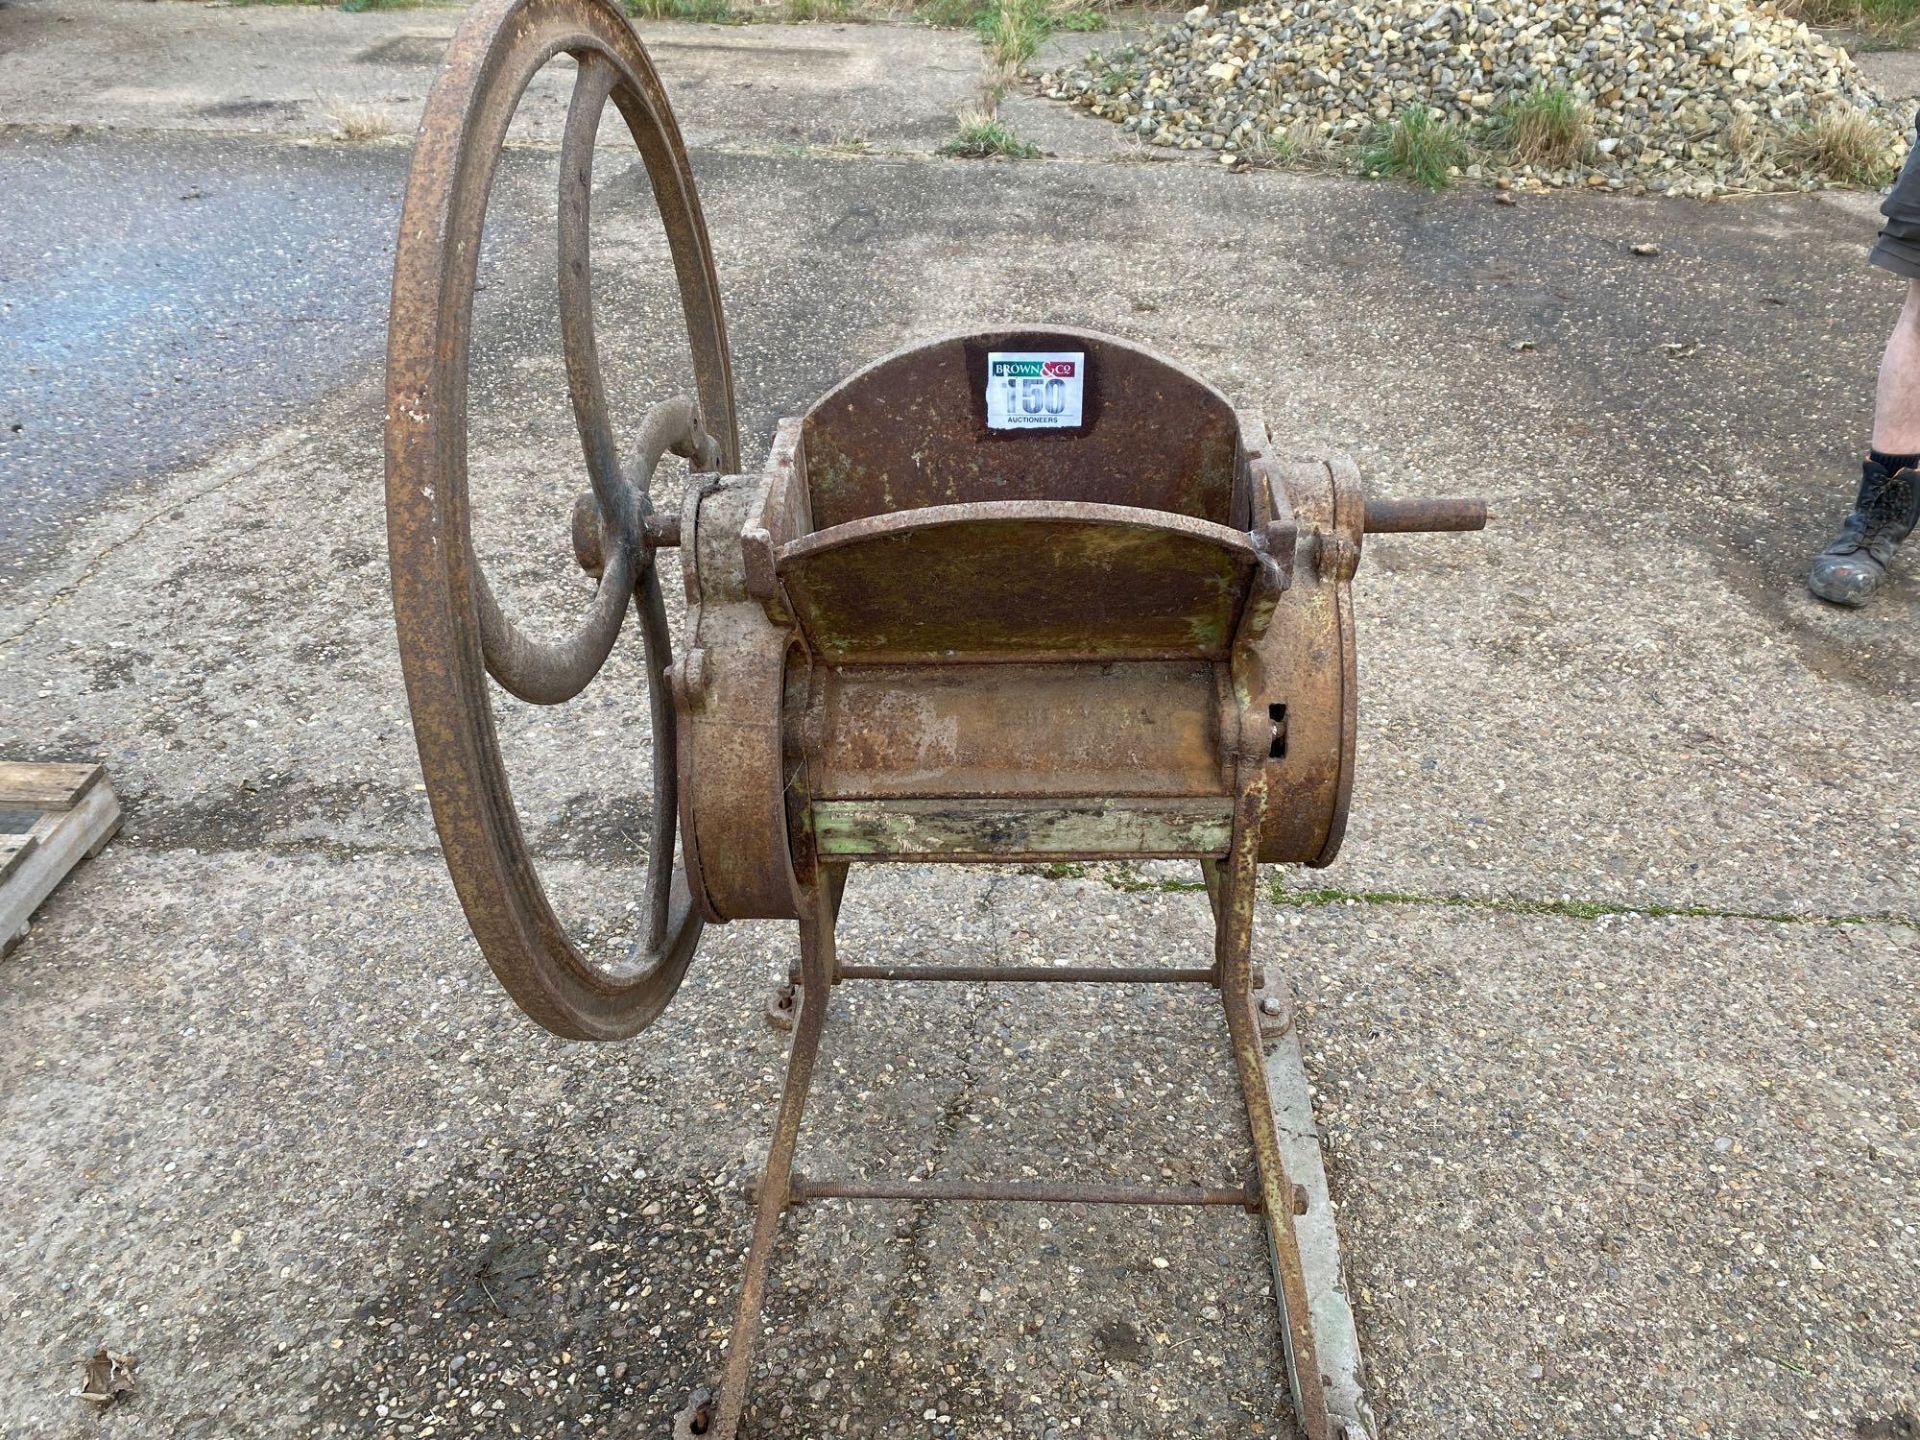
[558,50,632,531]
[385,0,737,1041]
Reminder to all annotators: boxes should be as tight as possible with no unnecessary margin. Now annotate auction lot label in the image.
[986,351,1085,430]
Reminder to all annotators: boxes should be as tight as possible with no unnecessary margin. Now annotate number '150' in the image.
[1004,377,1068,415]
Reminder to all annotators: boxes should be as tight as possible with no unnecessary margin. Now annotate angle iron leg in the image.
[764,865,846,1031]
[708,877,841,1437]
[1216,786,1336,1440]
[1201,857,1225,987]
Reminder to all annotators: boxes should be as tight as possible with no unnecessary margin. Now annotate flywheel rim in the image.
[386,0,736,1040]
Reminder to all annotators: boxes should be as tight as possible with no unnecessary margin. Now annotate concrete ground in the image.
[2,3,1917,1438]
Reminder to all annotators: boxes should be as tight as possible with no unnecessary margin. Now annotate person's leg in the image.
[1809,273,1920,607]
[1873,281,1920,454]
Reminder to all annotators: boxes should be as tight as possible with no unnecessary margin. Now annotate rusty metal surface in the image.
[800,328,1246,529]
[388,28,1487,1412]
[697,770,1350,1438]
[778,502,1257,663]
[1212,790,1336,1440]
[1264,1025,1379,1440]
[741,417,807,614]
[477,395,704,704]
[707,881,841,1438]
[1315,452,1366,869]
[810,661,1227,800]
[673,479,803,921]
[835,963,1215,983]
[788,1176,1261,1208]
[1242,444,1350,867]
[383,0,734,1040]
[563,396,707,580]
[1365,494,1488,534]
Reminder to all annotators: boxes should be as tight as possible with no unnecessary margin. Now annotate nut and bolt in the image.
[570,494,606,577]
[572,496,678,579]
[682,648,710,704]
[1255,988,1295,1039]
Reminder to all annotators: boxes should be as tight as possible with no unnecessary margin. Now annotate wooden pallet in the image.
[1,762,122,958]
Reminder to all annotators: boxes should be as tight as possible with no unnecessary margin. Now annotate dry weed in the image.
[327,101,394,143]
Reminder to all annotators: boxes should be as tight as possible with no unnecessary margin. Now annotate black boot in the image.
[1808,458,1920,607]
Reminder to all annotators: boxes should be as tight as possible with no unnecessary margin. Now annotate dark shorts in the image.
[1871,113,1920,279]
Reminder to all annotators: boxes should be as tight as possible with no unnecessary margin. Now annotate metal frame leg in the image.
[1213,788,1336,1440]
[708,873,841,1438]
[762,866,846,1032]
[707,848,1366,1439]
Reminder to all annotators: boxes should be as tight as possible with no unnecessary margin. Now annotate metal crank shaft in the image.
[1363,495,1489,533]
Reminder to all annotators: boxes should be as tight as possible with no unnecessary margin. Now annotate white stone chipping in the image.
[1041,0,1914,194]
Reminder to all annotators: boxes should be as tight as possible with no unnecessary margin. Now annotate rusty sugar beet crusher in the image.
[384,0,1485,1434]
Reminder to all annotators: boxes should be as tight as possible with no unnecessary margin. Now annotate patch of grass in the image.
[226,0,426,8]
[1245,117,1333,171]
[1023,860,1091,880]
[1104,869,1207,894]
[1725,109,1760,163]
[1492,84,1592,170]
[326,100,394,142]
[1246,132,1295,166]
[625,0,735,20]
[915,0,987,25]
[782,0,854,20]
[939,111,1042,158]
[1787,0,1920,40]
[1856,0,1920,23]
[1030,862,1905,926]
[1049,2,1106,31]
[919,0,1098,64]
[1024,860,1206,892]
[978,0,1051,71]
[1362,104,1468,190]
[1268,882,1894,928]
[1777,106,1899,187]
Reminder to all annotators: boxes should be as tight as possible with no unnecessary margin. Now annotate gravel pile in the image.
[1041,0,1911,195]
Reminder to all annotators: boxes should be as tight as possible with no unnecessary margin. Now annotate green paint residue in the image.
[1020,868,1907,928]
[1265,883,1902,929]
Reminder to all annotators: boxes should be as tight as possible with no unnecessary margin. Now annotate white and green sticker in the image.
[986,351,1084,430]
